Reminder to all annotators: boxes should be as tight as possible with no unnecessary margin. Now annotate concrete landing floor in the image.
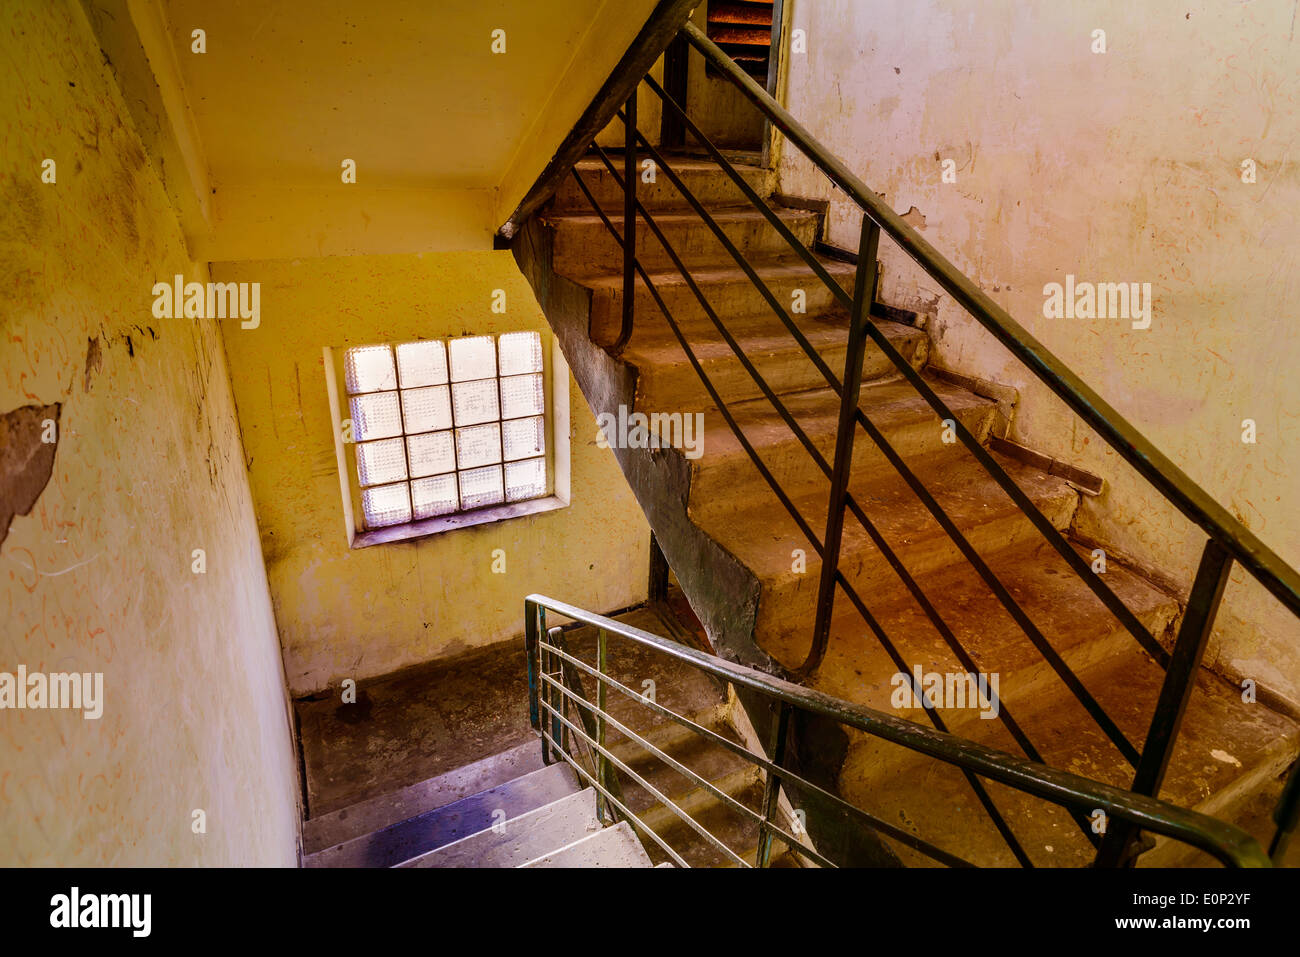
[295,594,716,818]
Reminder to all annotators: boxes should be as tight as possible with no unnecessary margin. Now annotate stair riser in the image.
[633,335,925,412]
[689,403,997,510]
[755,494,1079,641]
[590,272,855,347]
[553,163,776,213]
[550,212,820,274]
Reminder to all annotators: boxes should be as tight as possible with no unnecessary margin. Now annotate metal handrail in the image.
[679,20,1300,623]
[524,595,1271,868]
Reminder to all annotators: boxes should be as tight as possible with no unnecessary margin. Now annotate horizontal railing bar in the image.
[680,19,1300,623]
[541,670,830,865]
[539,694,751,867]
[543,671,763,831]
[540,726,691,868]
[540,639,968,867]
[527,596,1269,867]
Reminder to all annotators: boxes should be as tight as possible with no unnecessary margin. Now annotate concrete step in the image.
[572,256,859,347]
[775,539,1180,737]
[835,647,1300,867]
[553,156,776,213]
[302,739,543,854]
[545,205,821,274]
[699,452,1079,647]
[635,765,766,867]
[304,762,579,868]
[687,376,999,511]
[520,819,655,868]
[626,314,927,413]
[399,788,602,868]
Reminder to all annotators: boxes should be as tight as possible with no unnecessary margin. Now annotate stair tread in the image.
[519,820,655,868]
[625,317,923,404]
[399,788,601,868]
[564,253,857,293]
[545,205,819,229]
[304,762,578,868]
[302,739,543,853]
[693,374,994,463]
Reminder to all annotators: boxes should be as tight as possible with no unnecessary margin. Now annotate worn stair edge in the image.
[399,788,601,869]
[303,739,544,854]
[519,820,655,868]
[305,762,578,868]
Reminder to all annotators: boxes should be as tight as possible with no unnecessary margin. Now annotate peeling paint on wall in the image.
[0,402,60,547]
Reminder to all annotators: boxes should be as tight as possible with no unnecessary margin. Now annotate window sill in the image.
[350,495,568,549]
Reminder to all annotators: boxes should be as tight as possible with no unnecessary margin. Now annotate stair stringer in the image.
[510,215,776,674]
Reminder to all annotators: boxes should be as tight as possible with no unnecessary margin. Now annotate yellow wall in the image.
[216,252,650,698]
[0,0,299,865]
[779,0,1300,708]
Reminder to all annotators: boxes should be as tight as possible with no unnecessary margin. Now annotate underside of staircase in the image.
[510,155,1299,866]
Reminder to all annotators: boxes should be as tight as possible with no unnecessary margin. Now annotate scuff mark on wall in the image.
[0,402,60,548]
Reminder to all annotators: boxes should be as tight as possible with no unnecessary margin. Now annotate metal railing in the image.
[525,595,1271,868]
[507,13,1300,868]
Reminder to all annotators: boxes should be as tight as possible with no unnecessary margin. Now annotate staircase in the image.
[302,606,803,868]
[510,154,1299,866]
[304,756,654,868]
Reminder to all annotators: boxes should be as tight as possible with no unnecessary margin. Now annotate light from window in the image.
[344,333,547,528]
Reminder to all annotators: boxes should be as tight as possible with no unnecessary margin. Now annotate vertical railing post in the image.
[613,88,638,355]
[756,701,792,867]
[596,627,610,824]
[547,626,569,757]
[1095,537,1234,866]
[525,599,541,731]
[801,215,881,678]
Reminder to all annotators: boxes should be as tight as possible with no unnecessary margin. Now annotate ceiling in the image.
[163,0,651,192]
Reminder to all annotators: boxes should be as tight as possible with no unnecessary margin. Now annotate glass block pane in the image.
[411,474,458,519]
[395,340,449,389]
[458,464,504,510]
[498,331,543,376]
[356,437,408,487]
[345,345,397,394]
[451,379,500,426]
[502,415,545,461]
[349,391,402,441]
[449,335,497,382]
[455,423,502,469]
[505,458,547,502]
[361,482,411,528]
[500,373,544,419]
[401,385,452,434]
[406,430,456,478]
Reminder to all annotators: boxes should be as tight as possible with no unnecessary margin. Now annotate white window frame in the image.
[323,333,571,549]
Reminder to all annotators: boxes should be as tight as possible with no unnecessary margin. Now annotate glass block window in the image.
[344,333,547,529]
